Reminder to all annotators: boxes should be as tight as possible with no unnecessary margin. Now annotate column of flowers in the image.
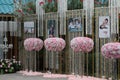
[43,37,66,78]
[70,37,94,77]
[23,38,43,75]
[101,42,120,80]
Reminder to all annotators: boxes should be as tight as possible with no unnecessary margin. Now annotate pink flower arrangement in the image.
[101,42,120,59]
[0,57,22,74]
[24,38,43,51]
[70,37,94,53]
[44,37,66,52]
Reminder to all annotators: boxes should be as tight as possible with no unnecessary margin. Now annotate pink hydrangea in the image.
[70,37,94,53]
[101,42,120,59]
[24,38,43,51]
[44,37,66,52]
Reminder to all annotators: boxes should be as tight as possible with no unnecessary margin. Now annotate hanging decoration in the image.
[9,21,17,32]
[24,38,43,51]
[94,0,108,7]
[22,1,36,15]
[36,0,45,36]
[70,37,94,53]
[101,42,120,59]
[58,0,67,35]
[44,37,66,52]
[14,0,36,17]
[43,0,58,13]
[67,0,83,10]
[0,21,7,33]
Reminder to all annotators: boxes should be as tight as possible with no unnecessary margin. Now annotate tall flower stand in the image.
[44,37,66,77]
[101,42,120,80]
[70,37,94,77]
[23,38,43,76]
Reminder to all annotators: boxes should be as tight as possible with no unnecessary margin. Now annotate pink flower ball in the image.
[24,38,43,51]
[70,37,94,53]
[101,42,120,59]
[44,37,66,52]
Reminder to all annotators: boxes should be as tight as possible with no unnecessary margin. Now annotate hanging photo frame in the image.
[99,16,110,38]
[47,20,56,38]
[94,0,109,7]
[67,0,83,10]
[24,21,35,34]
[68,17,82,32]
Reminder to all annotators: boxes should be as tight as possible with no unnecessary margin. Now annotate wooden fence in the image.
[19,7,120,79]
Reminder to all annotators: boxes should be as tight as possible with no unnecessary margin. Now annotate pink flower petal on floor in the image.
[68,75,107,80]
[19,70,43,76]
[43,73,52,78]
[43,73,68,78]
[18,71,107,79]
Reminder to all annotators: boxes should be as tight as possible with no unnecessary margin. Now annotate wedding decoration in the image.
[0,57,22,74]
[101,42,120,59]
[94,0,108,7]
[23,38,43,76]
[0,35,13,59]
[67,0,83,10]
[101,42,120,80]
[44,37,66,52]
[43,0,83,12]
[43,0,57,13]
[70,37,94,53]
[24,38,43,51]
[14,1,36,17]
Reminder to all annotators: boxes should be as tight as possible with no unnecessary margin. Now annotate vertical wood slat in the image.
[118,8,120,80]
[92,15,95,76]
[95,8,100,77]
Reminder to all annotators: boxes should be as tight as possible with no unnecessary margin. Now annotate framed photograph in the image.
[94,0,108,7]
[67,0,83,10]
[99,16,110,38]
[47,20,56,37]
[24,21,35,34]
[68,17,82,32]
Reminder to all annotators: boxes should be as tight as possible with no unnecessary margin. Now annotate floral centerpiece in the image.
[70,37,94,76]
[24,38,43,51]
[44,37,66,76]
[44,37,66,52]
[23,38,43,76]
[0,57,22,74]
[70,37,94,53]
[101,42,120,59]
[101,42,120,80]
